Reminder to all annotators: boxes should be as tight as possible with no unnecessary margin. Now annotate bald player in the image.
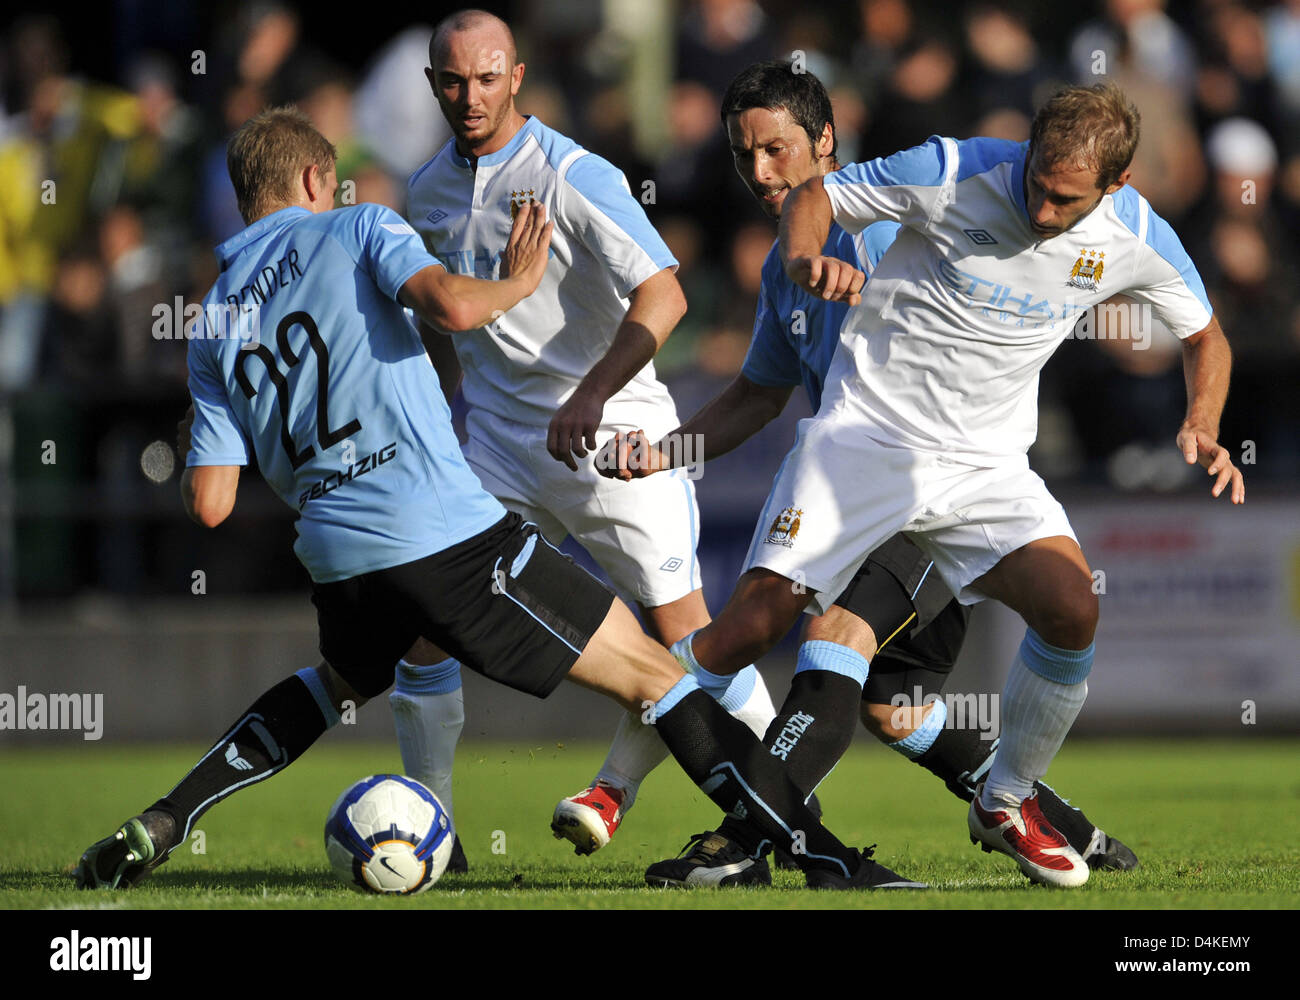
[390,9,779,865]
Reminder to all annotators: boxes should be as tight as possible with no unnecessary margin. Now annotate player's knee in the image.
[641,589,711,647]
[1037,586,1099,649]
[402,636,449,666]
[804,607,877,658]
[317,663,369,712]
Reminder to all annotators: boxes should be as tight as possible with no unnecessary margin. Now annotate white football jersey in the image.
[407,116,680,433]
[821,136,1213,463]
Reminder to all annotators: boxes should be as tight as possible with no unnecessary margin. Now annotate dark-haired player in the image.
[601,62,1137,887]
[620,73,1241,888]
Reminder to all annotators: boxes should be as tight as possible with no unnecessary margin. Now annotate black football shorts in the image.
[828,533,972,699]
[311,513,616,699]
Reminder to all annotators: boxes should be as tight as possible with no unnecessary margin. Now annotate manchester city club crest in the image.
[765,507,803,547]
[1067,249,1105,291]
[509,188,538,221]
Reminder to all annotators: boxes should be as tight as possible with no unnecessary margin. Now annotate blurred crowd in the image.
[1,0,1298,597]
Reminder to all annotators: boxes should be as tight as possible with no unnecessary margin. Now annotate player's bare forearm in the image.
[578,269,686,401]
[1180,317,1231,439]
[779,177,832,267]
[400,267,535,332]
[597,377,792,480]
[418,318,462,404]
[778,177,864,303]
[548,268,685,469]
[401,201,552,331]
[1175,317,1244,503]
[182,465,240,528]
[658,376,792,466]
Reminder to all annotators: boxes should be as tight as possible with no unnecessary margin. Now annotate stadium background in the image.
[1,0,1298,745]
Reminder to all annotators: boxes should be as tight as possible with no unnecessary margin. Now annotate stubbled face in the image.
[1023,147,1123,238]
[430,27,522,155]
[726,106,833,218]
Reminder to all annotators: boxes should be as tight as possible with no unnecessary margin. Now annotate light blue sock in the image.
[795,640,870,686]
[651,672,701,721]
[296,667,341,728]
[390,657,465,821]
[888,698,948,760]
[393,657,462,695]
[983,628,1093,806]
[668,630,703,673]
[1020,628,1094,683]
[668,631,758,714]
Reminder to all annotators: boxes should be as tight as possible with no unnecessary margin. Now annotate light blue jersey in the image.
[742,220,900,412]
[186,203,507,583]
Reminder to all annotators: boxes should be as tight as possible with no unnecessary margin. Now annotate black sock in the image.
[720,669,862,857]
[912,725,998,801]
[655,687,860,878]
[149,673,335,853]
[912,727,1099,854]
[1033,781,1099,855]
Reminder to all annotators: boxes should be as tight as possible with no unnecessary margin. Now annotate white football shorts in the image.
[743,416,1078,615]
[463,408,705,608]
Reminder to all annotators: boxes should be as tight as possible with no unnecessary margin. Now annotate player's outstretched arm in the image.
[399,201,553,332]
[547,267,687,471]
[595,375,794,480]
[1176,316,1245,504]
[779,176,865,304]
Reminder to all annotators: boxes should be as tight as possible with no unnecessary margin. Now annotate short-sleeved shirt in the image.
[742,220,899,413]
[186,203,506,583]
[820,135,1213,463]
[406,116,681,435]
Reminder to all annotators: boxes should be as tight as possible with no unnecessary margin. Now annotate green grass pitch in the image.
[2,737,1297,909]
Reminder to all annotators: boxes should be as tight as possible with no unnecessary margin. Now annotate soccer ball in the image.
[324,775,454,894]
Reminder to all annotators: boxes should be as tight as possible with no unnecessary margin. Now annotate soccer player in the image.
[599,62,1135,887]
[393,8,776,861]
[633,81,1243,888]
[72,106,912,892]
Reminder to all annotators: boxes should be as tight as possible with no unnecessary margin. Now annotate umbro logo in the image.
[964,228,998,245]
[426,208,449,225]
[660,557,684,572]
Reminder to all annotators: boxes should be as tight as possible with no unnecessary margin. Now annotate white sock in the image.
[389,658,464,824]
[983,647,1089,809]
[713,664,777,739]
[594,709,670,812]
